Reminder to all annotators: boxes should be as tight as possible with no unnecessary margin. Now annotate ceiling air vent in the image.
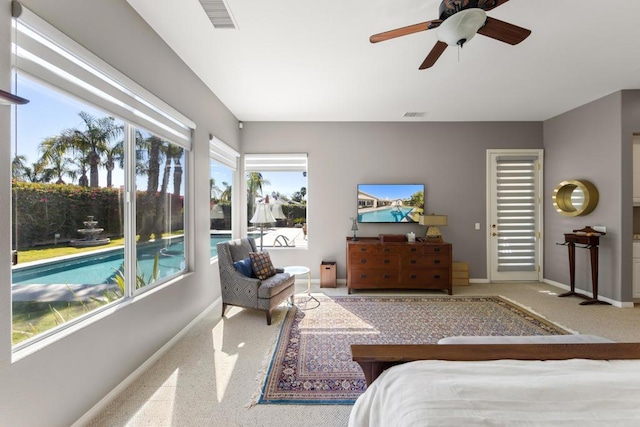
[403,112,426,118]
[199,0,237,29]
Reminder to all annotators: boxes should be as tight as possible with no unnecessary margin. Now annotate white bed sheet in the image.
[349,359,640,427]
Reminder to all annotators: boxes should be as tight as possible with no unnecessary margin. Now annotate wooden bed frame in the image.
[351,343,640,385]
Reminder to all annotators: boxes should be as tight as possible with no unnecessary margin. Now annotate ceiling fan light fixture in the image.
[437,8,487,47]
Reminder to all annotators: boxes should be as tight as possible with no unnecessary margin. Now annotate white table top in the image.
[284,265,310,275]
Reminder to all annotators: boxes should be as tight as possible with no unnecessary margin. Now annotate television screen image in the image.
[357,184,424,223]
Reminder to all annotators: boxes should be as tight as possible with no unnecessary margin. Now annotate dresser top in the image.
[346,237,450,246]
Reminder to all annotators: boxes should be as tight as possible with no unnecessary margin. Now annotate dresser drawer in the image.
[424,245,450,255]
[379,244,423,255]
[401,255,450,269]
[350,254,399,269]
[401,269,449,286]
[350,269,399,286]
[349,244,378,255]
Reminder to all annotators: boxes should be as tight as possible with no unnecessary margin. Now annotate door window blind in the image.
[495,156,537,272]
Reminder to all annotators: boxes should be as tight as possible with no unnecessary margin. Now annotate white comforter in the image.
[349,359,640,426]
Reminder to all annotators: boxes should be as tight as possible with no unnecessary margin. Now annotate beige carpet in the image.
[86,282,640,427]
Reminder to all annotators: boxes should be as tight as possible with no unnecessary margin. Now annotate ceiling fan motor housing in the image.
[437,8,487,47]
[439,0,496,20]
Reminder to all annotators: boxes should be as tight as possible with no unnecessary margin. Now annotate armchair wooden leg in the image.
[266,309,273,325]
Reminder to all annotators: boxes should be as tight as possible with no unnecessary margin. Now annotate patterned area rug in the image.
[257,295,570,405]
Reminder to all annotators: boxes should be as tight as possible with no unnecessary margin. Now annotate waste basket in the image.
[320,261,337,288]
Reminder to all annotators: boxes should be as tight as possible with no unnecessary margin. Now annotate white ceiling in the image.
[127,0,640,122]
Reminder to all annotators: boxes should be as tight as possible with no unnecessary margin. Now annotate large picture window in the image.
[209,137,237,258]
[245,154,308,249]
[10,6,194,349]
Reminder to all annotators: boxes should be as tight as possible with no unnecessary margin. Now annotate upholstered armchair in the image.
[216,237,295,325]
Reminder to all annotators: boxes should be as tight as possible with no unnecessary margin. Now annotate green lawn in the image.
[12,299,112,345]
[17,237,126,264]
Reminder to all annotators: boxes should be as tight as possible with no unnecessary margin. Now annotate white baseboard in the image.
[469,278,490,284]
[72,297,223,427]
[542,278,632,308]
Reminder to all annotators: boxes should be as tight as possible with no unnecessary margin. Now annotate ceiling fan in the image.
[370,0,531,70]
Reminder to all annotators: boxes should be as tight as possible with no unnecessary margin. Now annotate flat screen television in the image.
[357,184,424,223]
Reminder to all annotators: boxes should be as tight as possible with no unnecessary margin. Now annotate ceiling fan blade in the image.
[478,0,511,12]
[370,20,442,43]
[477,17,531,45]
[419,41,448,70]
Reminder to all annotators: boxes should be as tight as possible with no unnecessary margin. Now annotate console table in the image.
[346,237,452,295]
[557,232,609,305]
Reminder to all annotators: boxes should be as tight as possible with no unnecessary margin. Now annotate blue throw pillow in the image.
[233,257,254,277]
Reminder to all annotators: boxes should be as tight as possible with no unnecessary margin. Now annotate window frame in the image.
[244,153,308,249]
[10,5,194,352]
[209,135,239,259]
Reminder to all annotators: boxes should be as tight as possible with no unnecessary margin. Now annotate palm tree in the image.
[103,142,124,188]
[22,161,54,183]
[292,186,307,203]
[166,144,183,198]
[220,181,232,203]
[138,135,164,242]
[40,111,123,187]
[11,155,28,181]
[39,137,77,184]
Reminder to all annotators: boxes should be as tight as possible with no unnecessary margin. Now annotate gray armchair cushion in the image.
[258,272,294,299]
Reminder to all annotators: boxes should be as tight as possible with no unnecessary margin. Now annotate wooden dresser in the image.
[346,237,452,295]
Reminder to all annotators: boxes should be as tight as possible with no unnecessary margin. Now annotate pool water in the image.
[12,235,231,286]
[358,207,414,223]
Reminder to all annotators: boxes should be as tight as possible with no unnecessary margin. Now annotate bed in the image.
[349,340,640,426]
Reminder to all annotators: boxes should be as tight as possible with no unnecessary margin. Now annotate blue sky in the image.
[358,184,424,200]
[17,75,306,198]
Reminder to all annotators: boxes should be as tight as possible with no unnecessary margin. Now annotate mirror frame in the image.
[552,179,599,217]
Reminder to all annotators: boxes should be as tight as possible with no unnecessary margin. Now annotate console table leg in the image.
[558,242,577,298]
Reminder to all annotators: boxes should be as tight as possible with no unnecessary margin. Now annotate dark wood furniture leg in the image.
[581,245,609,305]
[558,242,578,298]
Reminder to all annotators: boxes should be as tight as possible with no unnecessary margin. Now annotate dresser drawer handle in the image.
[383,259,391,264]
[383,274,391,279]
[410,260,417,264]
[360,274,368,279]
[434,248,440,252]
[383,248,391,252]
[433,274,441,279]
[410,247,417,252]
[360,259,367,264]
[360,247,367,252]
[434,260,441,264]
[410,274,417,279]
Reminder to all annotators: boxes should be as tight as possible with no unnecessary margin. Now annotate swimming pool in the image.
[358,207,414,223]
[12,235,231,286]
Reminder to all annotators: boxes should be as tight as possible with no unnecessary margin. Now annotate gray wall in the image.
[0,0,637,425]
[543,90,640,302]
[0,1,239,426]
[241,121,543,280]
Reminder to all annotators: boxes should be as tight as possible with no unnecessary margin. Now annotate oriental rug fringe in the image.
[256,295,570,405]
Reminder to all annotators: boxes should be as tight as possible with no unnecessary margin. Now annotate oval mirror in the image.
[552,180,599,216]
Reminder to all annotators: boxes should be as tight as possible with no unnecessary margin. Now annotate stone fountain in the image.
[70,216,110,247]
